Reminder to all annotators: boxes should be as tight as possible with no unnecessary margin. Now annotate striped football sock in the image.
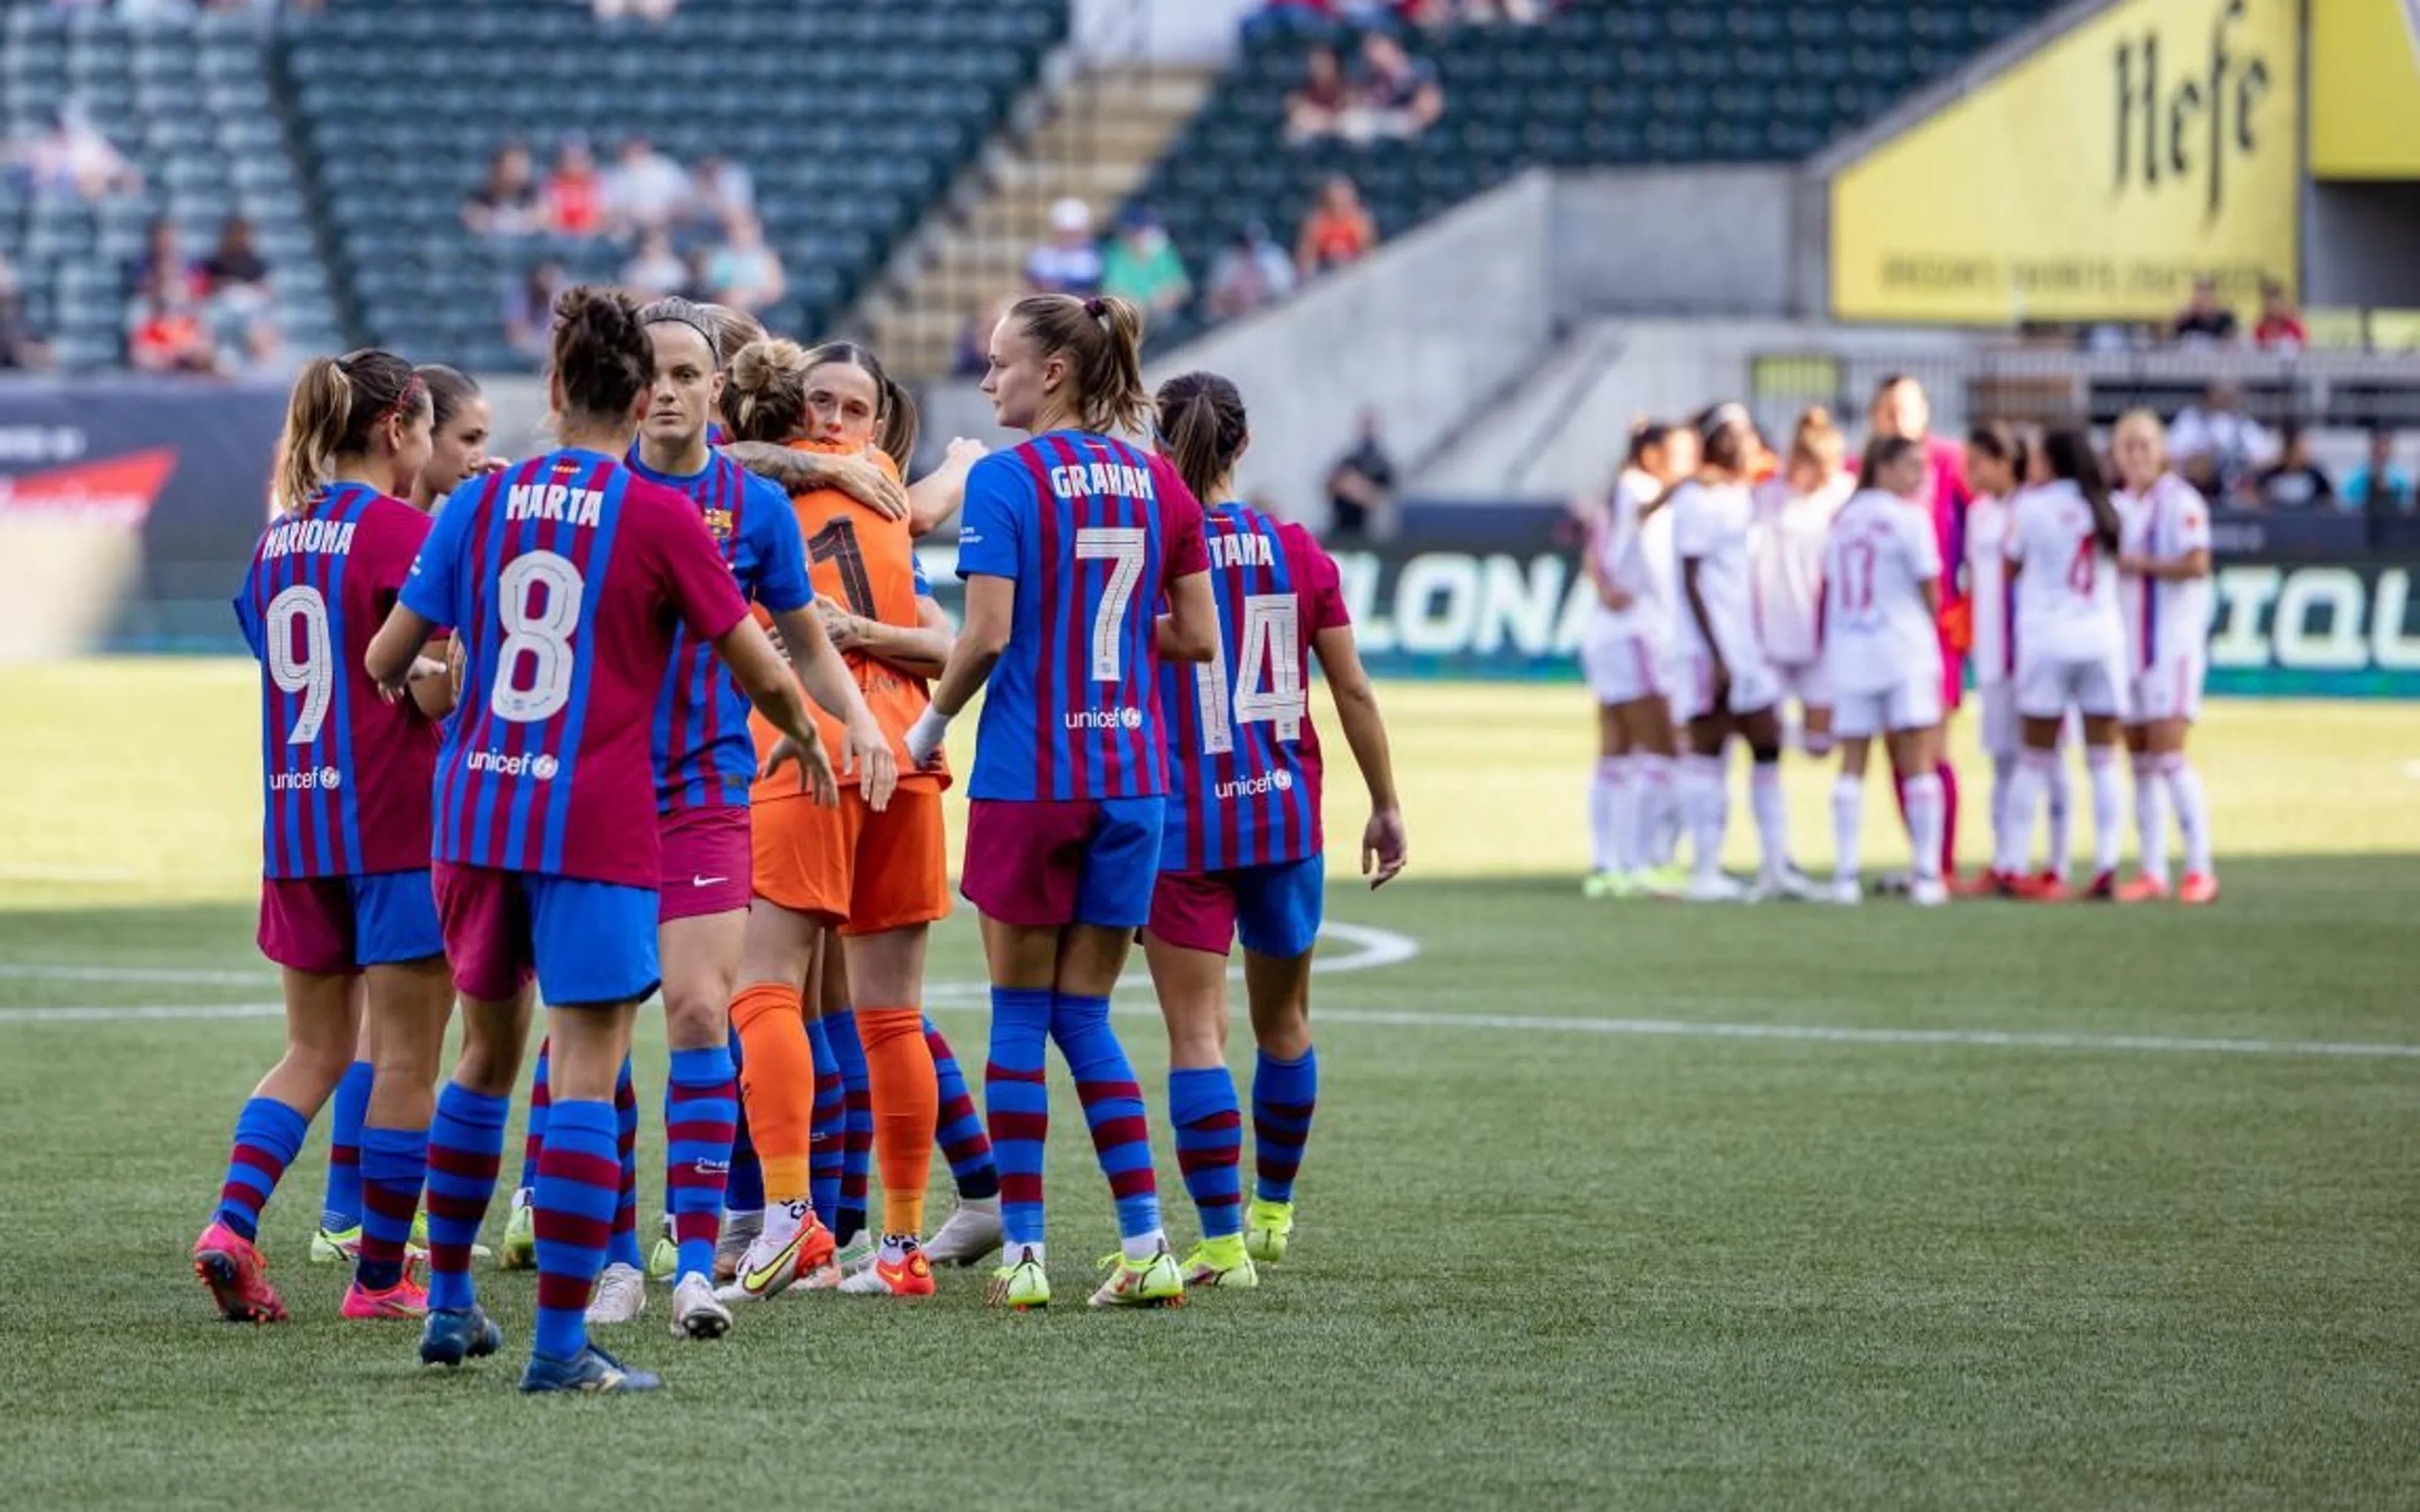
[985,987,1053,1254]
[1051,990,1162,1255]
[319,1058,371,1232]
[213,1095,309,1242]
[517,1038,551,1192]
[356,1123,426,1294]
[805,1014,845,1232]
[824,1007,873,1248]
[925,1016,999,1201]
[1252,1046,1319,1204]
[724,1026,764,1215]
[532,1098,619,1364]
[606,1057,644,1272]
[424,1083,508,1313]
[663,1045,737,1283]
[1168,1065,1244,1241]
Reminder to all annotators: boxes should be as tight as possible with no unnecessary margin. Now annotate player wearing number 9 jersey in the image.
[906,293,1219,1312]
[194,350,455,1328]
[367,287,830,1394]
[1140,373,1407,1290]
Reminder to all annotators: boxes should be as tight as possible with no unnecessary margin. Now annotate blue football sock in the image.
[985,987,1053,1250]
[1051,991,1161,1244]
[532,1098,619,1363]
[1252,1046,1320,1204]
[213,1096,309,1242]
[1169,1066,1244,1241]
[664,1045,737,1282]
[424,1083,509,1312]
[319,1058,371,1232]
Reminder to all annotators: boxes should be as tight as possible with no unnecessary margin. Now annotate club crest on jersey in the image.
[702,507,734,541]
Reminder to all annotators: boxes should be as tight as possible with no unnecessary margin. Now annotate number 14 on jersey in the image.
[1195,594,1305,756]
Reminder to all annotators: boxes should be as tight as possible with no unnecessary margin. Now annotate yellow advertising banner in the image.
[1830,0,2300,324]
[2310,0,2420,178]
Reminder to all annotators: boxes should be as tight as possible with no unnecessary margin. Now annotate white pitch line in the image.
[0,962,271,987]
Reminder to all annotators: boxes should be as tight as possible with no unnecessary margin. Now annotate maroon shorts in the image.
[960,796,1164,931]
[258,872,444,975]
[658,804,752,923]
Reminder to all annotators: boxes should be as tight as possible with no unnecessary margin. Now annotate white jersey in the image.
[2006,479,2123,664]
[1749,472,1851,665]
[1821,488,1942,696]
[1586,469,1666,643]
[2116,471,2214,673]
[1667,479,1759,668]
[1965,491,2015,685]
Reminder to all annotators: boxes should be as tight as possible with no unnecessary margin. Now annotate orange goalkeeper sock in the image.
[855,1005,938,1236]
[730,981,815,1206]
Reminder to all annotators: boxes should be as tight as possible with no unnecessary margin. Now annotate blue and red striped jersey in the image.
[1156,503,1349,872]
[954,430,1208,802]
[234,482,440,879]
[625,448,811,812]
[401,448,752,888]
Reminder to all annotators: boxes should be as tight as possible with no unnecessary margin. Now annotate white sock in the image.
[2086,746,2124,878]
[2045,758,2074,881]
[1903,772,1945,884]
[1990,754,2016,859]
[2165,754,2214,875]
[1633,753,1676,872]
[1684,753,1727,881]
[1122,1229,1165,1263]
[1830,775,1863,885]
[1748,761,1791,877]
[1588,755,1627,874]
[2131,754,2170,886]
[1008,1241,1046,1268]
[1998,750,2050,875]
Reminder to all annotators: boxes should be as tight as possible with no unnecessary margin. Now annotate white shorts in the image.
[1772,659,1832,711]
[1580,625,1665,708]
[1832,674,1944,739]
[2130,654,2205,724]
[1674,650,1782,723]
[2016,654,2130,722]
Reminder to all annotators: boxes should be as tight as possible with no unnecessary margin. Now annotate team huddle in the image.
[194,287,1406,1394]
[1577,379,2220,907]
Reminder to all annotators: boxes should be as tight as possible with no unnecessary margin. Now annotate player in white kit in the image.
[1821,437,1949,906]
[1671,404,1820,903]
[2110,410,2220,904]
[1995,428,2132,899]
[1963,423,2074,893]
[1578,420,1696,899]
[1751,407,1854,758]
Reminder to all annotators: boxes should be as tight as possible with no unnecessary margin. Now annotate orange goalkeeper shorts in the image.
[751,782,950,936]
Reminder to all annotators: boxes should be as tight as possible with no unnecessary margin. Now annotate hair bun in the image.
[1084,297,1107,319]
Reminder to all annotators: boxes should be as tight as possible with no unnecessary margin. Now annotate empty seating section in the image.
[279,0,1064,373]
[1137,2,2058,345]
[0,6,339,371]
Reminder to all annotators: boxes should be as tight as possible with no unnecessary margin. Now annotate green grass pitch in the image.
[1,662,2416,1510]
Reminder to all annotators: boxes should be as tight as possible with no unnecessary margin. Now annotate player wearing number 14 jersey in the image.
[1140,372,1406,1290]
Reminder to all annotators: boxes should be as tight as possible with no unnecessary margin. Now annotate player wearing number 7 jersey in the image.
[196,350,456,1328]
[367,287,830,1394]
[906,293,1220,1311]
[1140,373,1407,1290]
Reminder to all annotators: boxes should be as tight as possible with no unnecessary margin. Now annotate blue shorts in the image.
[433,863,662,1007]
[257,869,444,974]
[962,795,1167,931]
[1147,854,1326,959]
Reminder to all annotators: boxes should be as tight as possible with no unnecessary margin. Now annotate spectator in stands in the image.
[2169,276,2238,345]
[544,136,604,239]
[2253,279,2307,353]
[1206,219,1297,321]
[2344,429,2414,515]
[1350,31,1444,141]
[603,135,688,237]
[684,153,754,228]
[621,227,688,299]
[1100,206,1192,319]
[463,142,543,239]
[703,211,784,314]
[952,296,1007,378]
[14,102,140,203]
[2254,425,2334,510]
[126,215,203,305]
[1297,175,1377,280]
[128,289,219,376]
[1286,45,1352,144]
[504,259,565,362]
[0,255,52,371]
[2167,382,2276,503]
[1326,409,1397,541]
[200,216,270,299]
[1024,197,1104,296]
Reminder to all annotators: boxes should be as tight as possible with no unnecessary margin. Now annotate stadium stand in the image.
[0,4,340,372]
[1131,2,2063,348]
[276,0,1067,372]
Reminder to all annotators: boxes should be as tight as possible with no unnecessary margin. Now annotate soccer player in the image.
[1141,371,1407,1287]
[410,365,496,511]
[1993,428,2132,899]
[1822,436,1948,906]
[904,293,1219,1310]
[195,349,455,1325]
[1751,407,1852,761]
[2111,410,2219,904]
[1671,404,1819,903]
[1578,420,1692,899]
[364,287,830,1393]
[714,335,970,1301]
[1962,423,2073,894]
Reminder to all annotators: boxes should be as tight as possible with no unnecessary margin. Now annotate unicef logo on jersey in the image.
[269,766,342,792]
[466,748,560,780]
[1216,769,1296,802]
[1063,705,1144,732]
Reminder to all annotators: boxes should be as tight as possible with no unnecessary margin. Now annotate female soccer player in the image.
[411,365,495,510]
[195,349,455,1325]
[1141,371,1407,1287]
[1962,423,2073,894]
[2111,410,2219,904]
[1578,420,1692,899]
[365,286,830,1393]
[712,335,970,1302]
[1822,436,1947,906]
[1670,404,1817,903]
[1993,428,2131,899]
[1751,407,1852,760]
[904,293,1219,1310]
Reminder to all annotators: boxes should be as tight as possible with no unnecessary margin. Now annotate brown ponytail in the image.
[1009,292,1150,435]
[700,302,768,369]
[720,336,810,443]
[275,348,422,511]
[2043,426,2122,555]
[1155,370,1248,507]
[1859,432,1921,487]
[551,285,655,426]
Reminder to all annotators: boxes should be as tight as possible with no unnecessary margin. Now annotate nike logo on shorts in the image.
[692,875,728,888]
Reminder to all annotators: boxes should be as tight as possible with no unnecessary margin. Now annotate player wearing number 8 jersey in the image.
[195,350,455,1328]
[1141,373,1407,1288]
[906,293,1220,1310]
[367,287,829,1394]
